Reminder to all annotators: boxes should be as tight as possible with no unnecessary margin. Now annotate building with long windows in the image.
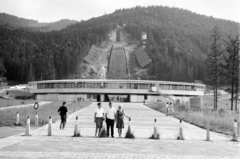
[29,79,205,102]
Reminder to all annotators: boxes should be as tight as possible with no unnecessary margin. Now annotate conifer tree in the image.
[206,26,223,110]
[221,36,240,110]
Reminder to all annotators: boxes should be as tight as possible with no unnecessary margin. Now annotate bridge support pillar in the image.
[100,94,105,102]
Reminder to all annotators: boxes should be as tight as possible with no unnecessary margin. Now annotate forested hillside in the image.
[0,13,77,31]
[113,6,239,82]
[0,6,239,83]
[0,22,114,82]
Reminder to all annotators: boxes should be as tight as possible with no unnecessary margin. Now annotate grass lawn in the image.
[0,101,91,127]
[146,100,239,136]
[0,99,37,107]
[6,90,33,99]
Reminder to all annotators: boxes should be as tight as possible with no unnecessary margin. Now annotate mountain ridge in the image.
[0,6,239,83]
[0,12,77,31]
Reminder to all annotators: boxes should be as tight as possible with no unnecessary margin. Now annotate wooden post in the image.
[48,116,52,136]
[238,109,240,136]
[206,119,210,141]
[16,112,19,125]
[74,116,80,137]
[178,119,184,140]
[232,119,238,141]
[25,116,31,136]
[153,118,159,139]
[35,113,38,126]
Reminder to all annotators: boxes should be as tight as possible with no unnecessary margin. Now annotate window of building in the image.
[146,84,151,90]
[54,83,59,88]
[87,94,91,99]
[87,83,90,88]
[60,83,65,88]
[46,83,51,89]
[92,94,97,99]
[139,84,145,89]
[104,83,108,88]
[50,83,54,88]
[97,83,101,88]
[72,83,75,88]
[77,82,82,88]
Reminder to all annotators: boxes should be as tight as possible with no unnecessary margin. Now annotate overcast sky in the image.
[0,0,239,23]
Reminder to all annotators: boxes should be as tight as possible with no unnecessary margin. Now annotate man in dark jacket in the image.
[58,102,68,129]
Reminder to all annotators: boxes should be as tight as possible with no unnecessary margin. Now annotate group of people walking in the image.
[57,102,130,137]
[165,102,175,116]
[94,102,130,137]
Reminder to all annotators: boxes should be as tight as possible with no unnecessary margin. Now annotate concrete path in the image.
[0,102,239,159]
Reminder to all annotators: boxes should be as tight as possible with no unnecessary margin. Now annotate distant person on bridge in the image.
[94,102,105,137]
[105,102,116,137]
[58,102,68,130]
[165,102,169,116]
[116,104,130,137]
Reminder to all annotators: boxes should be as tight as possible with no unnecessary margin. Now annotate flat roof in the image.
[29,79,205,86]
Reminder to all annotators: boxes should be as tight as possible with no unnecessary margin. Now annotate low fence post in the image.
[232,119,238,141]
[73,116,80,137]
[206,119,210,141]
[48,116,52,136]
[153,118,159,139]
[16,112,19,125]
[25,116,31,136]
[238,109,240,137]
[35,113,38,126]
[177,119,184,140]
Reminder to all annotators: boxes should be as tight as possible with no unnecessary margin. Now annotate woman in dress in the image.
[116,104,130,137]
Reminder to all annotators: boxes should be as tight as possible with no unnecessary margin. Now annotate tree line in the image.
[0,22,115,83]
[207,26,239,111]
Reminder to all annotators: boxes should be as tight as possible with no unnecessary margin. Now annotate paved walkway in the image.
[0,102,239,159]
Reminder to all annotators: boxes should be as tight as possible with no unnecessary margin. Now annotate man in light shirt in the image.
[105,102,116,137]
[94,102,105,137]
